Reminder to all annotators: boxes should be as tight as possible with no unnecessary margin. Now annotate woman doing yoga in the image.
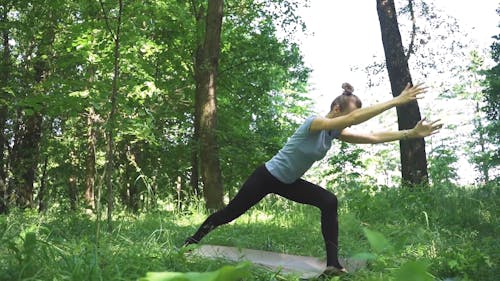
[183,82,442,275]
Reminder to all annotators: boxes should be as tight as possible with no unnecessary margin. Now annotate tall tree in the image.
[0,0,309,213]
[376,0,428,185]
[99,0,123,230]
[193,0,225,210]
[453,51,495,184]
[0,1,11,213]
[84,67,97,211]
[481,18,500,181]
[9,1,57,208]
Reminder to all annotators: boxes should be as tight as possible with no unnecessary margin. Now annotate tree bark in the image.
[376,0,428,185]
[193,0,225,210]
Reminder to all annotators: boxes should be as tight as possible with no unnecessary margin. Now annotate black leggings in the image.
[186,164,341,268]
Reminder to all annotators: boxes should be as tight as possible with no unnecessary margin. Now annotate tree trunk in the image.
[85,62,97,211]
[69,176,77,210]
[85,108,97,210]
[10,112,42,208]
[102,0,123,231]
[190,138,201,197]
[8,2,55,208]
[38,156,48,212]
[0,4,11,213]
[122,146,133,210]
[176,175,184,211]
[68,149,78,211]
[376,0,428,185]
[193,0,225,210]
[10,55,46,207]
[476,102,489,182]
[125,143,141,212]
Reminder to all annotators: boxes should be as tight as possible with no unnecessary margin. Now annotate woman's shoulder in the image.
[294,115,321,135]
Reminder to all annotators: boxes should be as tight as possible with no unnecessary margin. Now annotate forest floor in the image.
[1,183,498,281]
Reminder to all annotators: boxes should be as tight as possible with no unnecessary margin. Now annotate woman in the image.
[183,82,442,275]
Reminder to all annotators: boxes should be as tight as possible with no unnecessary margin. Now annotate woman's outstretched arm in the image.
[339,118,443,144]
[310,83,427,133]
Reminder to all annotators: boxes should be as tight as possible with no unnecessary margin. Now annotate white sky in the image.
[298,0,498,109]
[295,0,499,185]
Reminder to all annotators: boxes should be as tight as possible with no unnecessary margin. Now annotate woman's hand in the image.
[395,83,427,106]
[411,118,443,138]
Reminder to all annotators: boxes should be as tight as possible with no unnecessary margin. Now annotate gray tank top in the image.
[265,116,341,183]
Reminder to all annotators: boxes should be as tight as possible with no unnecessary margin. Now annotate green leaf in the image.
[362,228,391,253]
[138,262,250,281]
[447,259,458,269]
[23,108,34,116]
[394,260,433,281]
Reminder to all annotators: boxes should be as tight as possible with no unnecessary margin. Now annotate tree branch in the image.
[98,0,116,39]
[406,0,416,60]
[189,0,198,20]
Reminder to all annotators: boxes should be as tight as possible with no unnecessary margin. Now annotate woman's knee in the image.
[322,194,338,210]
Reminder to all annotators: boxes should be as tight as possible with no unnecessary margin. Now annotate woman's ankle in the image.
[183,236,199,246]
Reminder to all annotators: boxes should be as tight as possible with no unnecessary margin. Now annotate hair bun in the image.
[342,83,354,95]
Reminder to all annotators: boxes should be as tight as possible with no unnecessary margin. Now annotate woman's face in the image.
[334,99,359,116]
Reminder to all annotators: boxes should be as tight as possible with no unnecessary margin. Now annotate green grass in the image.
[0,183,498,281]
